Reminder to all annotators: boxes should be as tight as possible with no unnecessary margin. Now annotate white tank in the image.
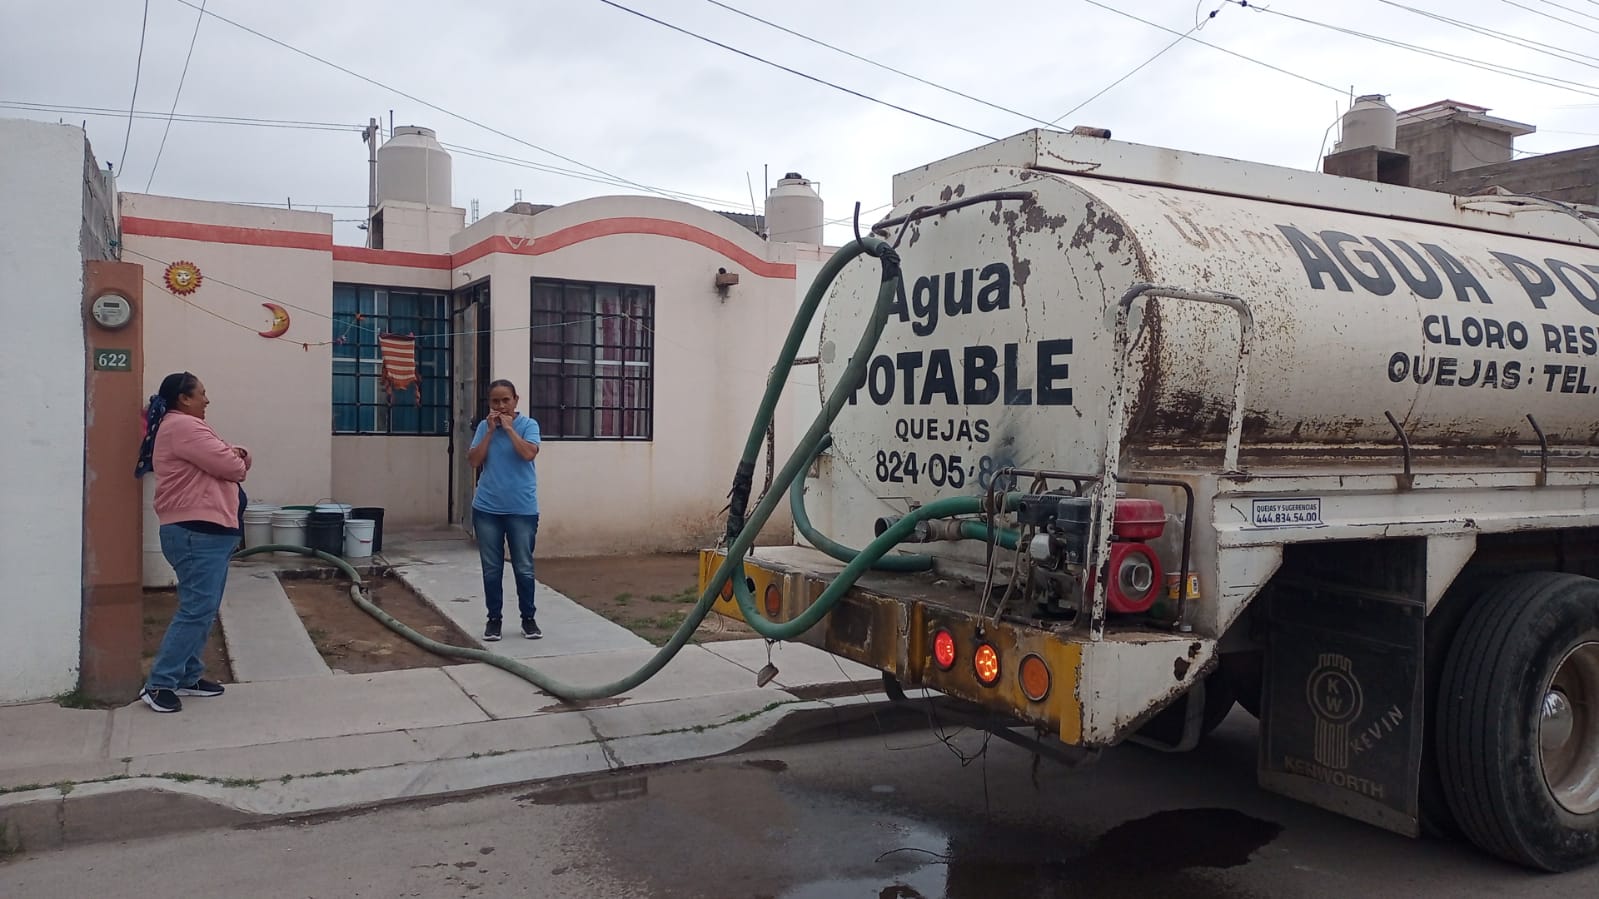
[766,172,824,243]
[376,126,452,207]
[1337,94,1398,152]
[816,142,1599,508]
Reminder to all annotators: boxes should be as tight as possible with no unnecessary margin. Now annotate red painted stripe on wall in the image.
[121,215,797,279]
[453,217,798,278]
[120,216,332,252]
[332,245,452,269]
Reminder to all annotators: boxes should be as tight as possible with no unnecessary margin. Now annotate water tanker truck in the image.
[700,128,1599,871]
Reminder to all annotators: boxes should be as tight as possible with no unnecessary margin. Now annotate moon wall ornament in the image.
[163,261,202,296]
[258,303,290,338]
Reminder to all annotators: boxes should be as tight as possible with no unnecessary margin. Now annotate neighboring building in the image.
[1324,97,1599,207]
[120,125,832,584]
[1,116,832,700]
[0,119,117,702]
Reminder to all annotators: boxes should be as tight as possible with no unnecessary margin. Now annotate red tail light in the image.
[763,584,783,617]
[933,629,957,670]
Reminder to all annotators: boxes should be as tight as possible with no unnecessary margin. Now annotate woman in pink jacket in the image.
[133,372,251,713]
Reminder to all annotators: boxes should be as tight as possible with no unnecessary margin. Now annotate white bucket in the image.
[271,509,311,554]
[316,502,353,519]
[343,518,376,559]
[242,502,278,549]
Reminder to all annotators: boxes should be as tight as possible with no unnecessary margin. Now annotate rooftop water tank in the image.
[765,172,823,244]
[1337,95,1397,152]
[376,126,452,207]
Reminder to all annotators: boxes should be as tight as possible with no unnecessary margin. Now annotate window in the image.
[332,285,451,435]
[530,278,654,440]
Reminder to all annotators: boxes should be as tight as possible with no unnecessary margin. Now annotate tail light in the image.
[763,584,783,617]
[973,643,1001,686]
[933,629,957,670]
[1019,654,1051,701]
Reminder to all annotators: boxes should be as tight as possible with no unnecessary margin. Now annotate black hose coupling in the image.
[724,460,757,543]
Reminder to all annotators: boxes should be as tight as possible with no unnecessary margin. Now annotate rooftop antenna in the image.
[470,198,480,224]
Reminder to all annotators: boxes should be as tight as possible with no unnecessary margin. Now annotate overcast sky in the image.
[5,0,1598,245]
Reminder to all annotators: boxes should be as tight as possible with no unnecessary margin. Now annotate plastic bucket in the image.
[242,503,279,549]
[306,511,346,556]
[271,509,311,554]
[352,507,385,553]
[315,502,353,519]
[344,518,376,559]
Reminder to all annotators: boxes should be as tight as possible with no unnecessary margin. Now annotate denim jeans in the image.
[474,510,539,621]
[147,525,238,691]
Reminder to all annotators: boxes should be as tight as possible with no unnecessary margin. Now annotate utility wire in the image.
[1051,13,1209,124]
[146,0,207,191]
[1377,0,1599,69]
[1522,0,1599,23]
[1081,0,1345,95]
[170,0,699,205]
[119,0,150,173]
[1500,0,1599,35]
[5,101,750,209]
[1231,2,1599,98]
[701,0,1056,129]
[592,0,997,141]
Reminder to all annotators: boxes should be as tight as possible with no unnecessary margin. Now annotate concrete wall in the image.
[1426,145,1599,207]
[0,119,89,702]
[331,436,450,524]
[454,198,809,555]
[123,195,337,582]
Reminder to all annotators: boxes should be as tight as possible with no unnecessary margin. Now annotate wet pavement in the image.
[5,710,1598,898]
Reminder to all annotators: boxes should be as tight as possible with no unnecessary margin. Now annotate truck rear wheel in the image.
[1436,572,1599,871]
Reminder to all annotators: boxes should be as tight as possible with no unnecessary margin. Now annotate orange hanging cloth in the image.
[378,333,422,406]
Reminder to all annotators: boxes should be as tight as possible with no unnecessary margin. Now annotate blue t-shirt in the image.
[470,414,541,515]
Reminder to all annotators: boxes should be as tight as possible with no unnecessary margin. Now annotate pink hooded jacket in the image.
[153,413,251,529]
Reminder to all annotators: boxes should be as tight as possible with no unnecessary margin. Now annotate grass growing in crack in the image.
[0,824,17,861]
[53,689,106,710]
[54,782,74,796]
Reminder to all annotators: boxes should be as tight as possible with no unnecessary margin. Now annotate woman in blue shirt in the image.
[467,379,542,641]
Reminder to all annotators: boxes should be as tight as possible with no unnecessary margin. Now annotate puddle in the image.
[779,808,1282,899]
[515,773,649,806]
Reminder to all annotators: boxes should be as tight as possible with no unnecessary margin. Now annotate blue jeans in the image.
[474,510,539,621]
[147,525,237,691]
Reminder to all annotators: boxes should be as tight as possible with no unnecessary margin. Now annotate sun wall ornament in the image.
[163,260,202,296]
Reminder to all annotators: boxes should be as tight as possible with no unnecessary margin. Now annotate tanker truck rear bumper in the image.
[697,546,1216,748]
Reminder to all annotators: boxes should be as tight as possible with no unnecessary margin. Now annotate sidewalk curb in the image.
[0,691,926,856]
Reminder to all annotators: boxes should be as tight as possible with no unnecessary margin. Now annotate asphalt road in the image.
[4,708,1597,898]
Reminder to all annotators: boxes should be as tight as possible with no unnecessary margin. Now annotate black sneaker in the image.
[139,688,182,713]
[177,678,225,697]
[484,619,502,642]
[522,618,542,639]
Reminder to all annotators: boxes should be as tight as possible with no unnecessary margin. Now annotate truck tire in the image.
[1436,571,1599,871]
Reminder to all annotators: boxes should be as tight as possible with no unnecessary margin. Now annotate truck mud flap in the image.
[1258,578,1426,836]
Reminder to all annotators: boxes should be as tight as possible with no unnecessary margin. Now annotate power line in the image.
[4,101,750,209]
[1081,0,1345,94]
[119,0,150,173]
[170,0,699,205]
[1523,0,1599,23]
[592,0,997,141]
[1377,1,1599,70]
[700,0,1056,129]
[146,0,208,191]
[1232,2,1599,98]
[1051,18,1203,124]
[1499,0,1599,35]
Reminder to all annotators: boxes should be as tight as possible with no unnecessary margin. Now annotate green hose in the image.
[789,435,934,572]
[232,237,1012,700]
